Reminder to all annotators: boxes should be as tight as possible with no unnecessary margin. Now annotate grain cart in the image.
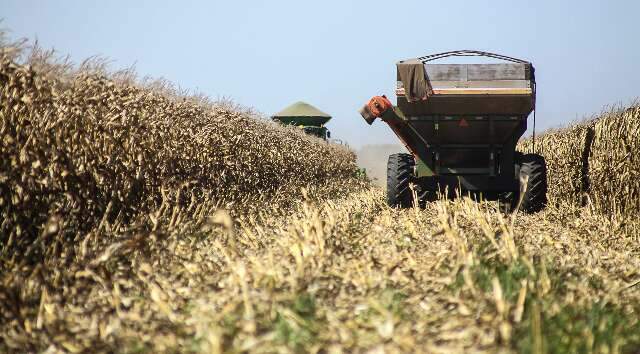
[359,50,547,213]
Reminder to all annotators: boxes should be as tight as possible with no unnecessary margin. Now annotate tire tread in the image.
[387,153,415,208]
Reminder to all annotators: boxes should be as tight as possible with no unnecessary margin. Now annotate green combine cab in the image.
[272,101,331,140]
[359,50,548,213]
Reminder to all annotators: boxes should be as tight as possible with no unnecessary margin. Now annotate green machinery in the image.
[272,101,331,140]
[359,51,548,213]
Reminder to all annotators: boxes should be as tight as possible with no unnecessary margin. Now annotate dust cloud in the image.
[356,144,407,186]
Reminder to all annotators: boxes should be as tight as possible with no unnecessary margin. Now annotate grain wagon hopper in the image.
[359,50,547,212]
[272,101,332,140]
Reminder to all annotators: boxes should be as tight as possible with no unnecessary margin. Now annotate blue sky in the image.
[3,1,638,147]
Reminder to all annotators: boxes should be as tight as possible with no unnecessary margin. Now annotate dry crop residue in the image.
[5,182,639,353]
[173,192,640,353]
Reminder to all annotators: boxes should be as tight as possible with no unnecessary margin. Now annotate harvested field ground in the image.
[2,37,640,353]
[4,189,640,353]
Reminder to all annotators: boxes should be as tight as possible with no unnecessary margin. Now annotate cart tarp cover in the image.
[272,101,331,126]
[397,59,433,102]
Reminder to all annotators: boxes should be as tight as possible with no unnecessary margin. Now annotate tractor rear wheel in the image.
[519,153,548,212]
[500,153,548,213]
[386,153,415,208]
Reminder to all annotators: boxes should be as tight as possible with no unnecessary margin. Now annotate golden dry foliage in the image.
[519,104,639,217]
[0,44,365,351]
[0,51,359,259]
[589,106,640,216]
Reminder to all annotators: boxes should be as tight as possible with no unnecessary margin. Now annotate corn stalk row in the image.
[518,104,639,217]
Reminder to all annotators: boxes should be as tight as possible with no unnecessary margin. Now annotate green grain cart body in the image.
[361,51,547,212]
[272,101,332,139]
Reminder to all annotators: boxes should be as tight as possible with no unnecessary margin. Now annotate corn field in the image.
[1,37,639,353]
[519,105,640,217]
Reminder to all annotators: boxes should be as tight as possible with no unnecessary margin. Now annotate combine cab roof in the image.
[272,101,332,126]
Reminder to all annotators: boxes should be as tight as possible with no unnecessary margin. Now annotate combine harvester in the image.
[359,50,547,213]
[272,101,332,140]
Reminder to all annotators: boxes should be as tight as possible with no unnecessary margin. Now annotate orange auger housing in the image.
[358,95,393,125]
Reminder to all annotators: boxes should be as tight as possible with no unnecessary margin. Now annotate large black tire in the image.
[500,153,548,213]
[519,153,548,212]
[386,153,415,208]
